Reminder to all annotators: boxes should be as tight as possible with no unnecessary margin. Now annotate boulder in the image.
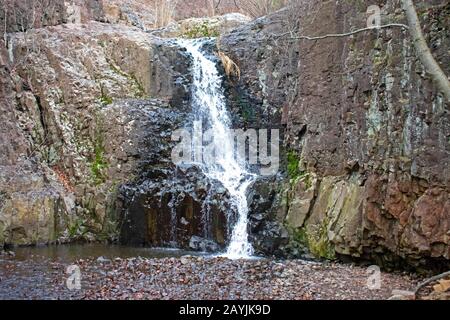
[189,236,220,253]
[151,13,251,38]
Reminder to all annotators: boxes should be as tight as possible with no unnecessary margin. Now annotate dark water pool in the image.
[9,244,206,262]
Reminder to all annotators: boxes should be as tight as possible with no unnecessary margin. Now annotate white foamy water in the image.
[177,38,255,259]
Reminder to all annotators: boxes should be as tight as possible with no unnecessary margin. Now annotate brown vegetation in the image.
[218,51,240,80]
[234,0,289,18]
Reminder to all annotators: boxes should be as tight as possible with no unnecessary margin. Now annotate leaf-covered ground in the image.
[0,255,426,300]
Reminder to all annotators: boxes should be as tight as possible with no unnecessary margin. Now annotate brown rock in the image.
[221,0,450,268]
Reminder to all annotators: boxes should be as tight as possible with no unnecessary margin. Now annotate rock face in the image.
[102,0,243,30]
[0,6,249,249]
[1,0,448,271]
[119,164,232,249]
[115,99,233,249]
[0,57,74,246]
[189,235,220,252]
[220,1,450,269]
[117,40,238,250]
[0,0,105,33]
[0,20,198,247]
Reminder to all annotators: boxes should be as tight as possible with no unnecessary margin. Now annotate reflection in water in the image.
[10,244,205,263]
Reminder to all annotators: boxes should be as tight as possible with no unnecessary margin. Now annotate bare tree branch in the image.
[236,0,288,18]
[273,23,409,41]
[414,270,450,298]
[402,0,450,102]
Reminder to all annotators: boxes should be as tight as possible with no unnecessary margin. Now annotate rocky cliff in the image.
[0,1,250,250]
[0,0,449,271]
[0,21,187,245]
[220,0,450,270]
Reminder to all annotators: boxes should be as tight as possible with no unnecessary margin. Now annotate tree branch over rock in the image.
[401,0,450,102]
[414,270,450,298]
[272,0,450,102]
[273,23,409,41]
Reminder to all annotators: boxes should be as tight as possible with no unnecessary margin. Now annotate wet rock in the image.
[119,166,231,250]
[116,40,236,251]
[96,256,111,263]
[189,236,220,253]
[247,176,289,255]
[250,221,289,256]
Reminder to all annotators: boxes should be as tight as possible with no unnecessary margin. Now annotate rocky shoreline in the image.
[0,253,422,300]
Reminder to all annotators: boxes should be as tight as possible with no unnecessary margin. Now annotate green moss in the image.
[90,117,108,185]
[182,21,219,38]
[100,95,113,106]
[287,151,300,179]
[293,227,308,246]
[97,220,119,242]
[307,219,336,260]
[68,217,88,238]
[0,221,5,244]
[236,96,254,123]
[109,62,126,78]
[287,151,312,188]
[130,73,145,98]
[108,59,146,98]
[373,53,386,67]
[292,219,336,260]
[99,86,113,105]
[91,142,107,185]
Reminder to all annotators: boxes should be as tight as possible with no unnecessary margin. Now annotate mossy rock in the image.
[290,220,336,260]
[182,21,220,38]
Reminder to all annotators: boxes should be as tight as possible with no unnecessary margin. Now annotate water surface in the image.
[10,244,205,263]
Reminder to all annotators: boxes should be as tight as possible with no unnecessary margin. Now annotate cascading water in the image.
[177,38,255,259]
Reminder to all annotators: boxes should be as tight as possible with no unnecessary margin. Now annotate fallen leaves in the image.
[0,255,424,300]
[433,279,450,293]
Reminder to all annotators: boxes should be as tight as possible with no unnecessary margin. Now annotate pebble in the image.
[97,256,111,263]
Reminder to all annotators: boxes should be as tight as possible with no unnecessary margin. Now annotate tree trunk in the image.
[402,0,450,103]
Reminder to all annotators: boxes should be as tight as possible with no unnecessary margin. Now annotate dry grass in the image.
[235,0,289,18]
[154,0,178,28]
[218,51,240,80]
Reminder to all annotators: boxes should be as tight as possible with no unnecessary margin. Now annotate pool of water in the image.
[8,244,206,263]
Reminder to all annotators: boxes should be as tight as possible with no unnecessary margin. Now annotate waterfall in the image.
[177,38,255,259]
